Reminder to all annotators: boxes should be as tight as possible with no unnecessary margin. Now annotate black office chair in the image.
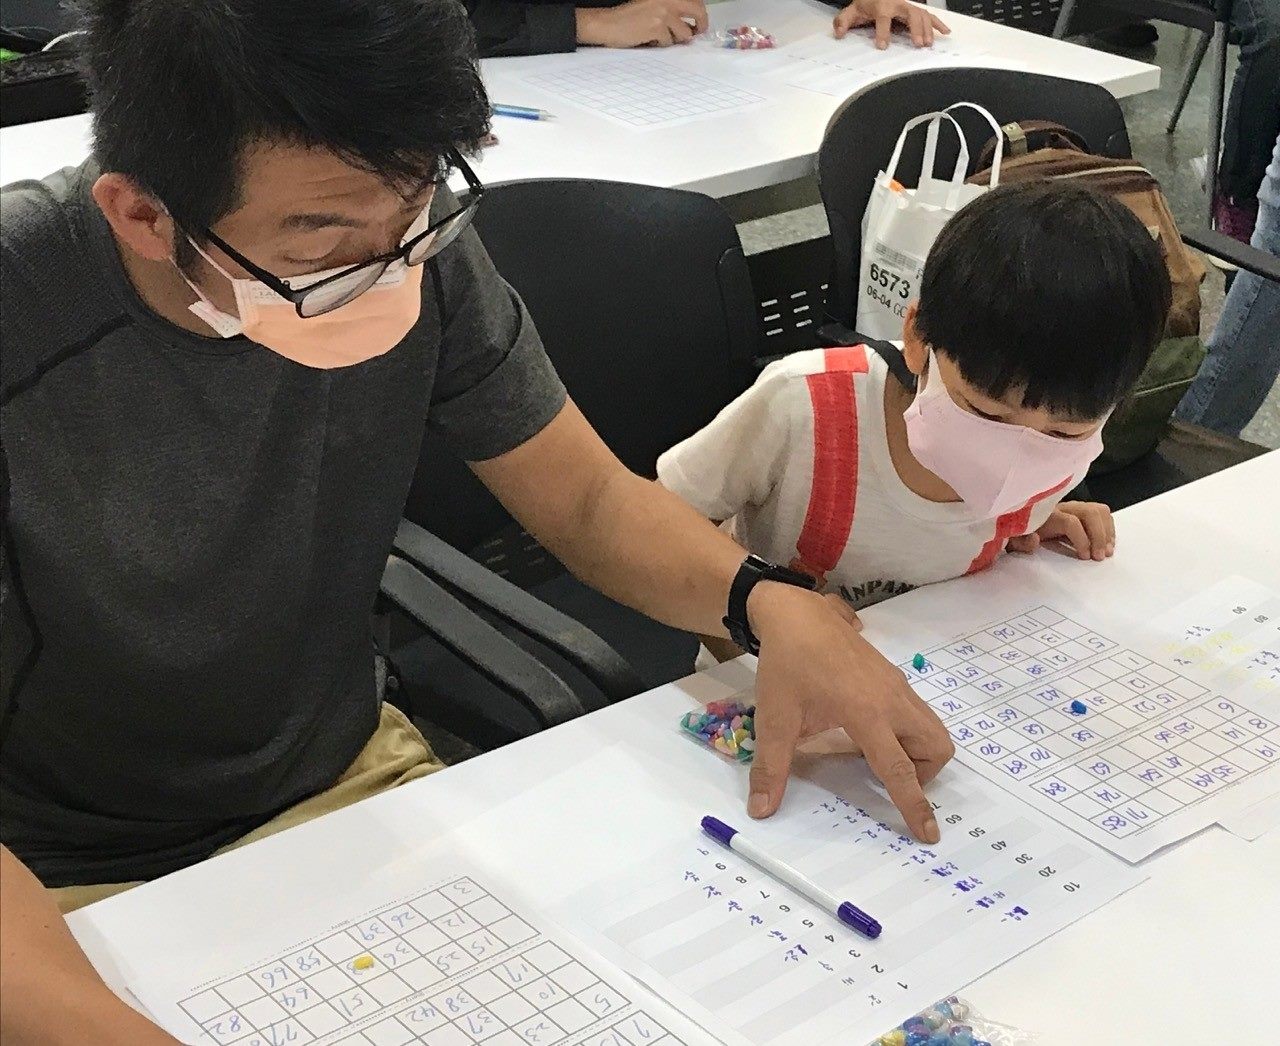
[377,546,594,762]
[0,1,87,129]
[815,67,1270,511]
[391,179,760,750]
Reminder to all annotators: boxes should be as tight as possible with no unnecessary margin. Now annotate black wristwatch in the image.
[723,554,819,655]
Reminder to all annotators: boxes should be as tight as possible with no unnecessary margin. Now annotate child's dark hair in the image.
[913,181,1172,419]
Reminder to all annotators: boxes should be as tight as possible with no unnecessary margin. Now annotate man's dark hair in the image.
[74,0,490,235]
[914,181,1172,419]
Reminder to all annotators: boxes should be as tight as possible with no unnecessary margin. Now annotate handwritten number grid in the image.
[903,606,1280,841]
[590,783,1124,1046]
[524,61,764,128]
[180,878,684,1046]
[677,796,1059,975]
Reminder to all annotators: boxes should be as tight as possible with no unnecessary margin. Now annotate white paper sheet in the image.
[1218,790,1280,841]
[893,578,1280,861]
[130,858,717,1046]
[748,29,1013,98]
[521,56,765,129]
[567,762,1142,1046]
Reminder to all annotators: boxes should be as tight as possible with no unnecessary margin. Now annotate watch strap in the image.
[722,554,818,655]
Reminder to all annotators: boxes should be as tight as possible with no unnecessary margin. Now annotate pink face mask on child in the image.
[904,348,1107,517]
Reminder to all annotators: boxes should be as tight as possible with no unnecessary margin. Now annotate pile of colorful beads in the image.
[876,998,995,1046]
[680,700,756,762]
[714,24,777,48]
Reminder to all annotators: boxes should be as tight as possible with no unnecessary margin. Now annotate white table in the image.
[0,0,1157,197]
[68,450,1279,1044]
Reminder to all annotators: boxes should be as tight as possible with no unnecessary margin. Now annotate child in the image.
[658,182,1171,660]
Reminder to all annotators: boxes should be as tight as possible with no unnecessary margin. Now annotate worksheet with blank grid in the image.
[522,57,765,129]
[900,580,1280,862]
[135,871,704,1046]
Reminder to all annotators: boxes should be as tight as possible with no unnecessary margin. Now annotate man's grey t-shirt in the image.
[0,162,566,887]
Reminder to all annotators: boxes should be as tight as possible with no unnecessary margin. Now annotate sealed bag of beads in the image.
[713,24,776,49]
[680,699,757,762]
[872,996,1037,1046]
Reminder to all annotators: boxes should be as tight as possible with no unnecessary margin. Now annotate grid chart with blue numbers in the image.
[177,877,687,1046]
[900,604,1280,861]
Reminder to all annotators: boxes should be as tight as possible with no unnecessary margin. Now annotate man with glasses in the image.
[0,1,952,1039]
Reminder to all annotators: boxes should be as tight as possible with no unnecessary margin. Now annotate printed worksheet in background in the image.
[521,56,766,130]
[565,761,1143,1046]
[129,856,718,1046]
[754,30,1007,98]
[895,578,1280,861]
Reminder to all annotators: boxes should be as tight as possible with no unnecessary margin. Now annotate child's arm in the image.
[657,361,797,523]
[1008,502,1116,561]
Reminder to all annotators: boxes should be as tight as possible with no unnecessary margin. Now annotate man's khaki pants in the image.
[52,704,442,914]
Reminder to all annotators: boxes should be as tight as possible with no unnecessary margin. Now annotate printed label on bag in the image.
[866,243,923,320]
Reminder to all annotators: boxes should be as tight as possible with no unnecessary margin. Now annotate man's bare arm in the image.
[472,401,952,837]
[0,845,182,1045]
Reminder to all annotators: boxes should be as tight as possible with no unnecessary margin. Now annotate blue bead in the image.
[934,1001,955,1020]
[1070,699,1088,715]
[928,1035,951,1046]
[949,1027,974,1045]
[906,1034,932,1046]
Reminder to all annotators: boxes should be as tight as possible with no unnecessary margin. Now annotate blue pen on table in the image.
[492,103,555,121]
[701,815,882,939]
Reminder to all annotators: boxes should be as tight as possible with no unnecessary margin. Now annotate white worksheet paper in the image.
[130,859,715,1046]
[567,762,1142,1046]
[895,578,1280,861]
[743,30,1010,98]
[521,56,765,129]
[1219,790,1280,841]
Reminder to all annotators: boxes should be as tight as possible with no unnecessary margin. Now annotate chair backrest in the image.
[0,49,88,129]
[818,68,1132,327]
[404,178,759,552]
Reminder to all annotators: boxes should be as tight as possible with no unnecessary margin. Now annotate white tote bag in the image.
[855,102,1005,340]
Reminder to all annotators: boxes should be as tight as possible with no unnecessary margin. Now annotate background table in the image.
[0,0,1157,197]
[67,450,1278,1044]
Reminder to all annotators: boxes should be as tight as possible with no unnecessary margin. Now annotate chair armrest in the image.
[1182,228,1280,283]
[392,520,644,702]
[380,554,587,729]
[817,321,870,347]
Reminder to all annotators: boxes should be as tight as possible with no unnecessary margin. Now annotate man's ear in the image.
[91,173,176,263]
[901,301,928,376]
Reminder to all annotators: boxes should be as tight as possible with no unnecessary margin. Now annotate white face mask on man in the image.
[173,204,433,369]
[904,348,1108,517]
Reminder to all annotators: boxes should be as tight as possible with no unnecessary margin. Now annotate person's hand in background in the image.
[833,0,950,48]
[577,0,709,47]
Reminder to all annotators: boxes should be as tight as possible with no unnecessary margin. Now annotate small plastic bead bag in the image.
[713,24,776,49]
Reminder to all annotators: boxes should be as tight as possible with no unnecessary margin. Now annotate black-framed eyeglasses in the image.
[201,149,485,318]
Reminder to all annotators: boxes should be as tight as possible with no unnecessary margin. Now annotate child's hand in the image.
[1007,502,1116,561]
[824,591,863,631]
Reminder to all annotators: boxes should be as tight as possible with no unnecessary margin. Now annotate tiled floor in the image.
[723,24,1279,448]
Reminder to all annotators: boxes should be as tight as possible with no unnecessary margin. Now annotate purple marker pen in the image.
[701,815,882,939]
